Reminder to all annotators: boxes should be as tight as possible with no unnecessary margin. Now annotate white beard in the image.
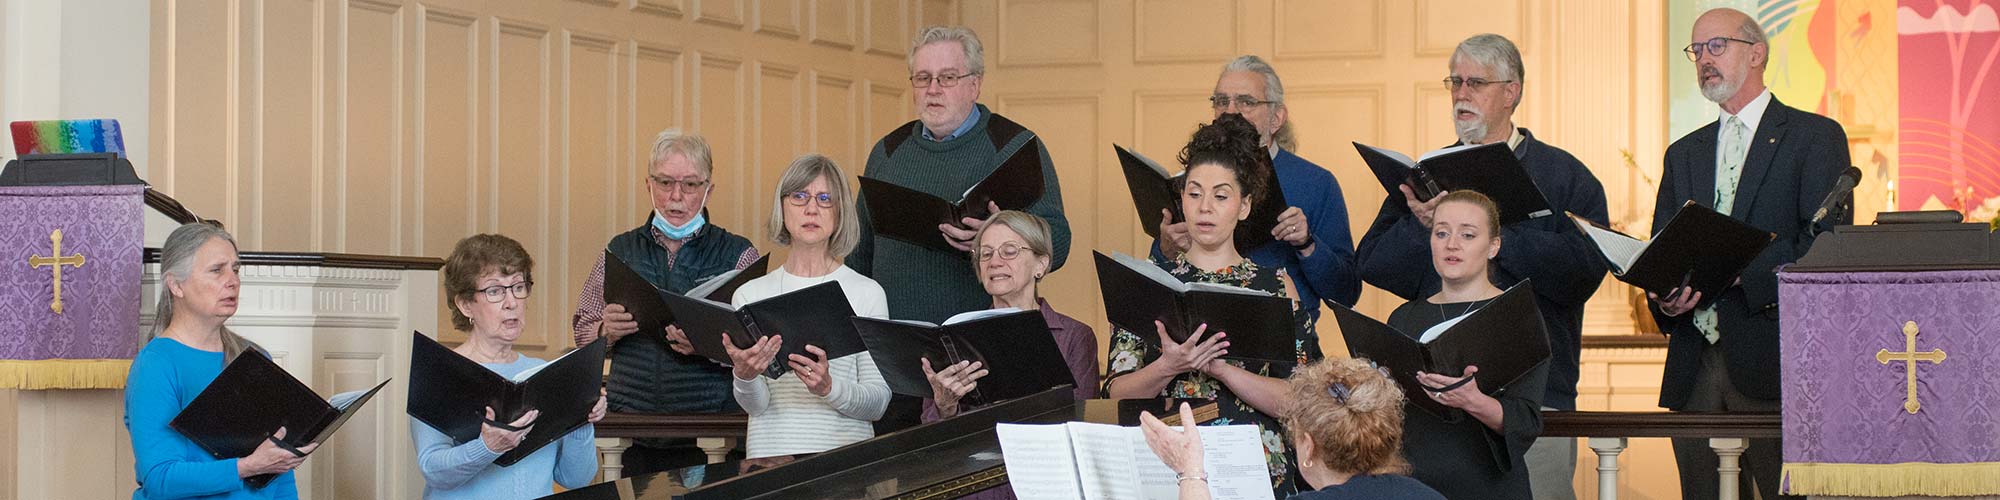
[1700,62,1744,104]
[1454,107,1487,145]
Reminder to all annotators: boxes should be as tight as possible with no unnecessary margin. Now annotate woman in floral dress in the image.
[1103,113,1319,497]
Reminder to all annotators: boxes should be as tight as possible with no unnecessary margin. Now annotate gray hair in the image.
[1219,55,1297,151]
[1736,15,1768,45]
[649,128,714,178]
[909,25,986,76]
[769,154,861,260]
[1452,34,1525,108]
[147,223,255,364]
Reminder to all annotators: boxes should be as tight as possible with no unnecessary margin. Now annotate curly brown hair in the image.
[1281,357,1412,476]
[1177,113,1270,204]
[442,234,535,331]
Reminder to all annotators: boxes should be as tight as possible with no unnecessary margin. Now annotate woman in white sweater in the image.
[674,153,891,463]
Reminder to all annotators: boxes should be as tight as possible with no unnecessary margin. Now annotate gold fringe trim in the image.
[1784,462,2000,496]
[0,359,132,390]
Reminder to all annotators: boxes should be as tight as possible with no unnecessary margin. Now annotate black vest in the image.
[603,219,754,422]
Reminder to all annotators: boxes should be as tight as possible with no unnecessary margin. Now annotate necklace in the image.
[1437,298,1486,319]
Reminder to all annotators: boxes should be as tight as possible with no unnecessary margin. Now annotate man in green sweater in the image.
[848,25,1071,430]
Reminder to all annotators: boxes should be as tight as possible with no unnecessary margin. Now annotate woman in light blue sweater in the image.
[125,223,312,500]
[411,234,606,499]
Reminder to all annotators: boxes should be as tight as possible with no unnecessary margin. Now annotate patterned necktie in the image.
[1694,115,1750,344]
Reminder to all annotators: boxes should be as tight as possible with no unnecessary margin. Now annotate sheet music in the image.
[996,423,1085,500]
[686,268,745,298]
[1417,143,1486,163]
[1106,251,1190,292]
[943,307,1023,325]
[1569,215,1649,273]
[1002,422,1274,500]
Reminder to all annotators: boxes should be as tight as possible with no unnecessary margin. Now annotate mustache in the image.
[1701,65,1722,79]
[1454,104,1480,120]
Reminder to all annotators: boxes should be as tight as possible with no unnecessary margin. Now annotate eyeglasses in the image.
[1683,36,1757,61]
[475,281,532,303]
[1442,76,1514,92]
[785,191,836,208]
[651,176,710,195]
[1209,94,1274,111]
[910,72,980,88]
[976,242,1033,262]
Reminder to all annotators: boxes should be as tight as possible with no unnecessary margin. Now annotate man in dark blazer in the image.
[1651,8,1849,500]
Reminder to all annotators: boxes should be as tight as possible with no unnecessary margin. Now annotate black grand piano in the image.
[542,388,1218,500]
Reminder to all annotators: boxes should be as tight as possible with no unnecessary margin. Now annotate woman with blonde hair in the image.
[1142,357,1444,499]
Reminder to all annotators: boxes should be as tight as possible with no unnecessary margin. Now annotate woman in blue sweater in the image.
[125,223,312,499]
[411,234,606,499]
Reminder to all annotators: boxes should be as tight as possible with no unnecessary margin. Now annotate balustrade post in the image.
[596,437,632,481]
[1710,437,1748,500]
[1586,437,1627,500]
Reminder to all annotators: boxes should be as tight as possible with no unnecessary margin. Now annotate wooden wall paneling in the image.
[315,351,390,500]
[1414,0,1528,57]
[863,0,908,56]
[693,52,748,236]
[811,71,860,175]
[634,0,689,18]
[809,0,858,49]
[752,62,804,248]
[490,18,556,350]
[160,0,235,235]
[340,1,406,256]
[417,7,480,260]
[1132,0,1236,64]
[757,0,803,39]
[252,0,323,252]
[867,81,909,140]
[919,0,958,27]
[631,43,686,221]
[697,0,748,29]
[1411,82,1454,151]
[995,0,1098,66]
[993,94,1105,353]
[1272,0,1384,60]
[566,31,623,349]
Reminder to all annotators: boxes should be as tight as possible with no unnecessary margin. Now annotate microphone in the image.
[1810,166,1863,227]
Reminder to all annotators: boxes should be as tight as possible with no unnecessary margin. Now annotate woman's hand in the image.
[587,388,608,424]
[664,325,697,356]
[726,334,783,380]
[1418,366,1505,431]
[788,345,835,397]
[1154,321,1228,376]
[480,407,538,454]
[237,427,316,479]
[924,358,989,418]
[1139,403,1205,477]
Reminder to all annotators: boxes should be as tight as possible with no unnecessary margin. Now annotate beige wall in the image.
[958,0,1668,353]
[149,0,956,358]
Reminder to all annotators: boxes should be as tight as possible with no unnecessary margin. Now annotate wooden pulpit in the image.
[1779,218,2000,498]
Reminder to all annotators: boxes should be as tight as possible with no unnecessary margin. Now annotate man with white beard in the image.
[1647,8,1846,500]
[1355,33,1608,500]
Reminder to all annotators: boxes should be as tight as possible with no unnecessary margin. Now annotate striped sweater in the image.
[729,266,892,458]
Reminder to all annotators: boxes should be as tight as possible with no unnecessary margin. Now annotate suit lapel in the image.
[1687,122,1718,208]
[1730,98,1792,220]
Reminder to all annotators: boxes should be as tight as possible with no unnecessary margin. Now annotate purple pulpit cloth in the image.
[0,184,144,389]
[1780,270,2000,496]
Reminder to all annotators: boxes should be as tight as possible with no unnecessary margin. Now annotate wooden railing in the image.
[1542,411,1781,500]
[592,412,749,480]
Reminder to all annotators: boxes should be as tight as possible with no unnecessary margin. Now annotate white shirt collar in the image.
[1504,126,1525,150]
[1721,89,1773,137]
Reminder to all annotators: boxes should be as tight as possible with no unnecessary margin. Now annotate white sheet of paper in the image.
[996,423,1086,500]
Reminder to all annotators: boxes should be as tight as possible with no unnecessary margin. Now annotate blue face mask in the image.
[655,209,705,240]
[654,185,711,239]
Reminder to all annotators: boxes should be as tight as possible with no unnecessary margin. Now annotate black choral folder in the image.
[602,251,769,338]
[1569,201,1775,303]
[1115,144,1183,239]
[170,352,390,487]
[407,332,607,466]
[858,138,1046,254]
[854,308,1075,408]
[1354,141,1553,225]
[1092,251,1296,364]
[1332,282,1551,418]
[663,280,866,379]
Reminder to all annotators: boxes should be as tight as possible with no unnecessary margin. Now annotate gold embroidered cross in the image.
[1876,321,1946,414]
[27,229,87,314]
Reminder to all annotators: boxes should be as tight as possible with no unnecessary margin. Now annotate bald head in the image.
[1689,8,1768,110]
